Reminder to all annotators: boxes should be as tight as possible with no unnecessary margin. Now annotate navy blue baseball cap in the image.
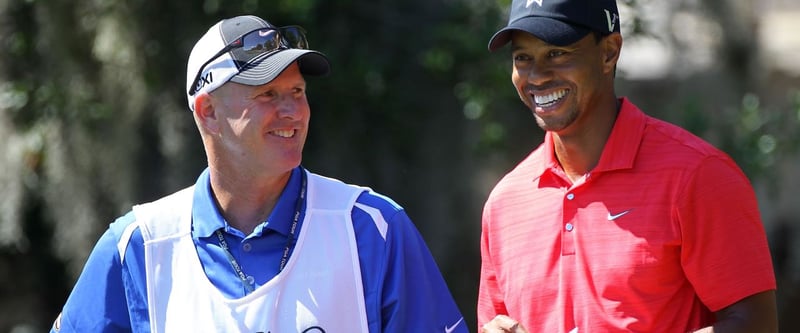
[488,0,620,50]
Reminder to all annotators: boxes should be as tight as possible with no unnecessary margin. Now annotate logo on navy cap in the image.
[526,0,542,7]
[604,9,618,32]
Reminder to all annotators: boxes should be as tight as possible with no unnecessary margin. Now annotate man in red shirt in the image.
[478,0,778,332]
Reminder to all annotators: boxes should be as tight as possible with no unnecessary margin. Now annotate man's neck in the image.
[553,98,621,183]
[209,168,292,235]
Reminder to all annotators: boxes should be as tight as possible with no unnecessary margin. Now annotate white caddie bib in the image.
[132,171,369,333]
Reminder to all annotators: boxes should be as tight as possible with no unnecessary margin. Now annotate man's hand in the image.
[481,315,529,333]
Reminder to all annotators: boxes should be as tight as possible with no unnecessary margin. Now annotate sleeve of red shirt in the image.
[477,199,509,328]
[677,154,776,312]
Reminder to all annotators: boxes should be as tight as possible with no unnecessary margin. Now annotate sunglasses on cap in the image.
[188,25,309,96]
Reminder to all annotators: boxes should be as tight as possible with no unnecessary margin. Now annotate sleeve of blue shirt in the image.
[353,191,467,333]
[51,213,141,333]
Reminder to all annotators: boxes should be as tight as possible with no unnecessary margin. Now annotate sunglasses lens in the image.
[242,29,281,54]
[281,26,309,49]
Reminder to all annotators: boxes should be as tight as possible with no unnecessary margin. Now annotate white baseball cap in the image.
[185,15,330,111]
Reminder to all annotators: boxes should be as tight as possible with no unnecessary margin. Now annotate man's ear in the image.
[194,92,220,134]
[602,33,623,74]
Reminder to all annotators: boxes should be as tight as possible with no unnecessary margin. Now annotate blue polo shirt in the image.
[53,167,467,333]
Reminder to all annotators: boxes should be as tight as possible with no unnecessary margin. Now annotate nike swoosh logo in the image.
[607,209,632,221]
[445,317,464,333]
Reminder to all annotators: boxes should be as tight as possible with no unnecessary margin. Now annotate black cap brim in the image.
[488,16,591,51]
[230,48,330,86]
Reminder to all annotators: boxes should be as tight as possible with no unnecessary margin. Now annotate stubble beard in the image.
[531,102,579,133]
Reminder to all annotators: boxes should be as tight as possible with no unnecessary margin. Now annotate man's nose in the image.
[276,95,302,119]
[527,61,554,86]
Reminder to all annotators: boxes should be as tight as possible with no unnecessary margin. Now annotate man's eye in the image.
[513,54,531,62]
[548,50,566,57]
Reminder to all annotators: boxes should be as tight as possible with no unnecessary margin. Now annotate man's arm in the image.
[477,199,510,329]
[353,192,467,333]
[51,215,137,333]
[693,290,778,333]
[679,157,777,332]
[382,209,467,332]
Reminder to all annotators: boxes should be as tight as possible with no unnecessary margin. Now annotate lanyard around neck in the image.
[215,169,308,293]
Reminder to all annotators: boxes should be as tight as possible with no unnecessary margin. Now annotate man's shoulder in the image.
[107,186,195,258]
[301,170,412,241]
[353,189,405,220]
[108,211,139,239]
[349,187,411,243]
[106,211,145,260]
[307,171,403,213]
[642,115,734,166]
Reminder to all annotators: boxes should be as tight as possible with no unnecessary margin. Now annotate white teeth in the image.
[272,130,294,138]
[533,90,567,107]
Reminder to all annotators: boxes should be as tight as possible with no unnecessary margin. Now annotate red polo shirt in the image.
[478,98,775,332]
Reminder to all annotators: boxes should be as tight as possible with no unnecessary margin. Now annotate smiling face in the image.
[202,63,310,179]
[510,30,620,136]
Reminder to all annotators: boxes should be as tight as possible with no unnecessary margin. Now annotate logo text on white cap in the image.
[195,72,214,93]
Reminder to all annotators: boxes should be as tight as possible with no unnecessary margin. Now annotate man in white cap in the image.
[478,0,777,332]
[52,15,467,333]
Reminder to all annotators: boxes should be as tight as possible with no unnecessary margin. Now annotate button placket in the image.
[562,191,576,255]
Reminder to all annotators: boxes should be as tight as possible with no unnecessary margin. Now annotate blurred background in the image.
[0,0,798,331]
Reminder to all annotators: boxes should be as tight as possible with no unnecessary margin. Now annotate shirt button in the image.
[246,275,255,285]
[565,223,574,232]
[242,243,252,252]
[566,193,575,200]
